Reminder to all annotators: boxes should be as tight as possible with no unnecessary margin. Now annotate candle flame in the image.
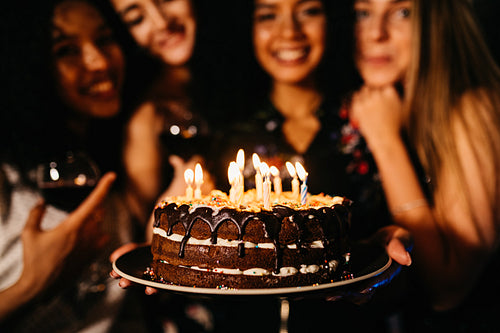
[236,149,245,171]
[286,161,296,178]
[228,162,239,184]
[252,153,261,171]
[260,162,270,176]
[270,166,280,177]
[195,163,203,184]
[184,169,194,185]
[295,162,308,181]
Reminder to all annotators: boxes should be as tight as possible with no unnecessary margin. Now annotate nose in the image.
[147,5,168,30]
[82,43,109,71]
[367,15,389,41]
[278,13,303,39]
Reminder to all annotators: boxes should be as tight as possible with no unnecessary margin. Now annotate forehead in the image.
[111,0,152,9]
[254,0,322,6]
[52,0,104,37]
[354,0,410,3]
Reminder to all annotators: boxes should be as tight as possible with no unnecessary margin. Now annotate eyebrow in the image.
[255,0,322,10]
[355,0,409,3]
[119,4,140,16]
[51,23,109,44]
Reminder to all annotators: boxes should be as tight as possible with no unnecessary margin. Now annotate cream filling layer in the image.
[178,262,340,277]
[153,227,324,249]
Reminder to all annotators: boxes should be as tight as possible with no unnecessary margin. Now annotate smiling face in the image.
[354,0,413,87]
[111,0,196,66]
[52,0,125,119]
[253,0,326,85]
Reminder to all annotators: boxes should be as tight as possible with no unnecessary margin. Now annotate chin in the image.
[88,102,121,119]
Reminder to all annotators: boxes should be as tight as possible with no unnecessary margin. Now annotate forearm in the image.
[368,137,452,290]
[0,278,35,321]
[370,135,491,308]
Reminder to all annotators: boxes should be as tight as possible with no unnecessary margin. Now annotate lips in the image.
[362,55,392,66]
[273,47,310,63]
[82,79,118,99]
[156,24,187,50]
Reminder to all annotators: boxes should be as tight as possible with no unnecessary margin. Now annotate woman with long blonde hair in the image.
[350,0,500,323]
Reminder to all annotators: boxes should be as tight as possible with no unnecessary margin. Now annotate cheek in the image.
[253,28,271,58]
[54,62,79,92]
[397,37,412,74]
[130,25,152,48]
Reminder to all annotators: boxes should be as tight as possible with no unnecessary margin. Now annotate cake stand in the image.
[113,244,401,332]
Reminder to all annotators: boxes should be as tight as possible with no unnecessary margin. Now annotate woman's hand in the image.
[349,85,404,148]
[23,172,115,291]
[0,172,115,320]
[109,243,158,295]
[370,225,413,266]
[324,226,412,304]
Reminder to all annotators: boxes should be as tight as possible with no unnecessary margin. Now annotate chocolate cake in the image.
[148,190,352,289]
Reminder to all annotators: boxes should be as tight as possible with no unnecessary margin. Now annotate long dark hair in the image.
[2,0,129,183]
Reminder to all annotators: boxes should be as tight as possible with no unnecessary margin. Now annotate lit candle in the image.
[270,166,282,198]
[295,162,308,205]
[260,162,271,210]
[253,153,263,201]
[228,162,239,204]
[236,149,245,201]
[184,168,194,200]
[286,161,300,201]
[194,163,203,199]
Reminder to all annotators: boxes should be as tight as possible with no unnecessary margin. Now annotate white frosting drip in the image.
[153,228,275,248]
[175,261,327,277]
[328,260,339,271]
[300,264,320,274]
[272,267,298,277]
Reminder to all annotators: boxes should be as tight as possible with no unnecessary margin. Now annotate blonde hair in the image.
[405,0,500,232]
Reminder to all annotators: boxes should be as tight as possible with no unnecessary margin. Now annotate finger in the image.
[145,287,158,295]
[68,172,116,228]
[23,200,47,233]
[386,237,412,266]
[168,155,185,169]
[118,278,134,288]
[109,242,141,263]
[110,270,121,279]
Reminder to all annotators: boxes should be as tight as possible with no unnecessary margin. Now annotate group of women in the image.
[1,0,500,332]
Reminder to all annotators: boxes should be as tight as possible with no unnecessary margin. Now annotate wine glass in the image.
[36,151,100,211]
[158,101,210,160]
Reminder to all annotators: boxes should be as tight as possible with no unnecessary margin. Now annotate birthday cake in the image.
[147,189,352,289]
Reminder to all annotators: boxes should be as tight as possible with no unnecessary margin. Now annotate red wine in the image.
[40,184,95,211]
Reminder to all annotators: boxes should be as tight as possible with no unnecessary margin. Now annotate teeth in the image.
[88,80,113,94]
[276,49,306,61]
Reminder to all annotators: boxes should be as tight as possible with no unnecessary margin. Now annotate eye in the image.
[354,9,370,21]
[254,11,276,23]
[395,7,411,18]
[300,3,325,17]
[124,15,144,27]
[53,43,81,58]
[95,31,117,48]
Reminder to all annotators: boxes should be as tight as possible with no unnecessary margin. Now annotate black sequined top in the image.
[213,99,391,240]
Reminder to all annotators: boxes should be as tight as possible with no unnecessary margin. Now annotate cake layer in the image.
[149,260,344,289]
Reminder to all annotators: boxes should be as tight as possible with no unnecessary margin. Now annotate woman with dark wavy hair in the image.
[0,0,150,331]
